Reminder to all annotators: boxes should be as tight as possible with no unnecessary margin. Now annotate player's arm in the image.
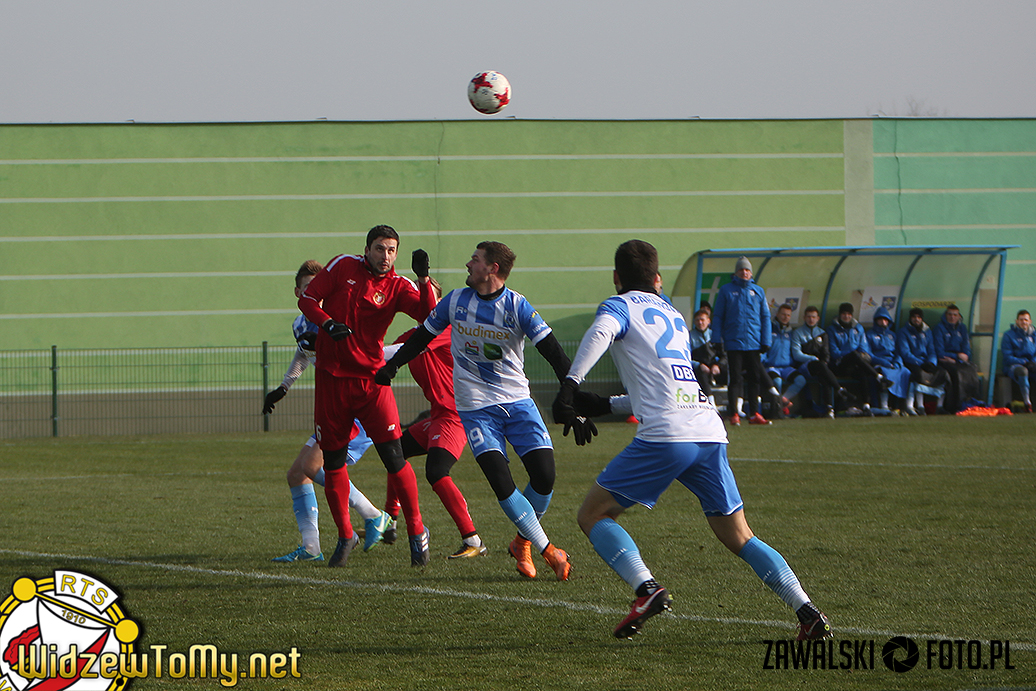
[396,251,437,323]
[535,333,572,384]
[263,349,310,414]
[552,308,623,445]
[375,325,437,385]
[298,265,352,340]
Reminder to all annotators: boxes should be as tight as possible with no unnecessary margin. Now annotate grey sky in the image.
[2,0,1035,123]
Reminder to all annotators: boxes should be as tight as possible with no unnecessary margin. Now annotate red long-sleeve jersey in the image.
[393,326,456,420]
[299,254,435,379]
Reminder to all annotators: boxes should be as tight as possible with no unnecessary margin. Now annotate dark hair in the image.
[295,260,322,288]
[777,303,793,312]
[366,225,399,249]
[614,239,658,291]
[909,307,925,319]
[1018,309,1031,318]
[946,304,960,313]
[804,305,820,316]
[476,241,516,280]
[693,308,711,319]
[838,302,854,315]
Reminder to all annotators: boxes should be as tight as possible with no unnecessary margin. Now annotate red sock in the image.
[323,465,353,539]
[388,462,423,537]
[384,479,400,519]
[432,476,476,537]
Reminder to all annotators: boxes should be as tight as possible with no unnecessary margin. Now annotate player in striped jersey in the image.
[377,241,585,580]
[554,240,831,640]
[264,261,393,563]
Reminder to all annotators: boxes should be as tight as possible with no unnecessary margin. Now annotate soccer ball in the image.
[467,71,511,115]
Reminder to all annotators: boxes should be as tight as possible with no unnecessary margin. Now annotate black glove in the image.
[759,344,769,354]
[412,249,429,278]
[573,390,612,417]
[552,380,599,446]
[263,385,287,414]
[298,331,318,352]
[375,362,399,386]
[322,320,352,341]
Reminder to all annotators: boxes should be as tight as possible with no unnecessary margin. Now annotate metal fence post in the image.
[51,345,59,437]
[262,341,270,432]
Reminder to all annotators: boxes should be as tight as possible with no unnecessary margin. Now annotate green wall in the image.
[1,119,1033,349]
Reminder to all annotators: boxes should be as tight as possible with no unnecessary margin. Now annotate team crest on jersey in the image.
[372,291,386,306]
[503,312,516,329]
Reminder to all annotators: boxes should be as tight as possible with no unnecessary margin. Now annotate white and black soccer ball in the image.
[467,71,511,115]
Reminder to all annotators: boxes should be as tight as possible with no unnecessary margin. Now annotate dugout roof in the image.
[671,245,1017,405]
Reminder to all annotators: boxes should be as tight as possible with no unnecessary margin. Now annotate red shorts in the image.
[406,411,467,460]
[314,368,402,450]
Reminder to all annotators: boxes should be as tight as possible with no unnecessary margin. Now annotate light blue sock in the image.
[588,518,653,590]
[290,484,321,555]
[499,489,549,552]
[738,536,809,611]
[313,467,325,487]
[522,483,553,521]
[784,375,807,400]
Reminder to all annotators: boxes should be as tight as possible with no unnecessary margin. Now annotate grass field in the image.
[1,416,1035,691]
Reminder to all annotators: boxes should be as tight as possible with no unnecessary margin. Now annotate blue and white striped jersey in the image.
[568,290,727,444]
[424,286,551,411]
[292,314,320,364]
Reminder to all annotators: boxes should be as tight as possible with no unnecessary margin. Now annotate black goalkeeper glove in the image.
[263,385,287,414]
[412,249,430,278]
[374,362,399,386]
[573,390,613,418]
[322,320,353,341]
[298,331,318,352]
[759,344,769,354]
[552,380,599,446]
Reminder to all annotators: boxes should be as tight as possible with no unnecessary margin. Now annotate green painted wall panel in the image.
[9,117,1033,350]
[875,191,1036,227]
[0,157,845,199]
[874,155,1036,190]
[873,119,1036,153]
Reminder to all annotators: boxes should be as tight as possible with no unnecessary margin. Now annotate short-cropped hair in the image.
[614,240,658,290]
[477,241,516,280]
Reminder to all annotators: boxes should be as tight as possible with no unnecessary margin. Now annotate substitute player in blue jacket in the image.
[553,240,831,640]
[1001,309,1036,412]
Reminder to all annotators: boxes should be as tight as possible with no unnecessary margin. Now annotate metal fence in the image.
[0,343,620,439]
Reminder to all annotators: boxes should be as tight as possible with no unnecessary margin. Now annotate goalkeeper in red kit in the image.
[298,225,437,567]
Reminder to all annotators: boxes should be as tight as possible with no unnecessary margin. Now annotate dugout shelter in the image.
[671,245,1016,406]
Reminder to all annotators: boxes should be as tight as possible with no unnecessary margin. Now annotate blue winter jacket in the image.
[827,317,870,364]
[865,307,901,368]
[791,324,825,364]
[765,319,795,368]
[1001,323,1036,372]
[689,325,711,352]
[896,321,936,368]
[933,314,972,362]
[710,275,772,351]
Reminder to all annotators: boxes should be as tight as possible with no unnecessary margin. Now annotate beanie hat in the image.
[838,302,854,315]
[735,256,752,273]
